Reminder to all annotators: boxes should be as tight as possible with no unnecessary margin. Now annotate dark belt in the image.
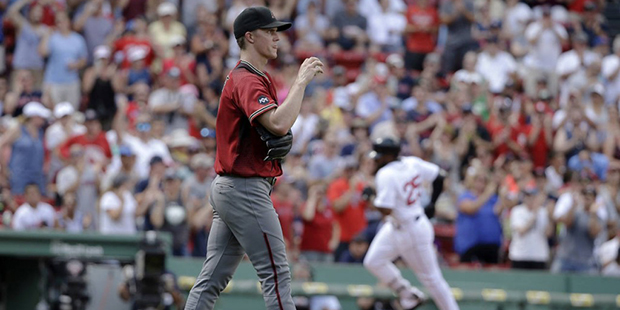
[219,174,277,187]
[393,215,421,230]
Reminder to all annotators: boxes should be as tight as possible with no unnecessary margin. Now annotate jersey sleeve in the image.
[414,157,440,182]
[374,169,397,209]
[235,77,277,125]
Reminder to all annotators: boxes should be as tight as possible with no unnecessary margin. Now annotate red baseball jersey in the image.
[214,60,283,177]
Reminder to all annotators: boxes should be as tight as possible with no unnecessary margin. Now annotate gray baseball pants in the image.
[185,175,294,310]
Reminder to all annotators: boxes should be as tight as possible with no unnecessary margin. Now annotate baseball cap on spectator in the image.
[94,45,110,60]
[584,1,597,11]
[522,182,538,196]
[538,89,553,101]
[591,83,605,97]
[343,156,358,170]
[53,102,74,119]
[461,104,473,114]
[468,74,483,85]
[386,54,404,69]
[190,153,214,169]
[167,67,181,78]
[84,109,99,122]
[490,20,502,30]
[541,5,551,16]
[169,35,186,47]
[233,6,292,39]
[200,128,216,139]
[149,155,164,166]
[351,232,368,244]
[23,101,51,119]
[535,101,547,113]
[128,48,147,62]
[164,168,182,180]
[165,129,197,148]
[333,65,346,76]
[573,32,588,44]
[499,97,512,112]
[119,145,134,157]
[157,2,177,16]
[351,118,368,129]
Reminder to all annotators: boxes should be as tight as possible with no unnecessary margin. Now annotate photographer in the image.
[118,267,184,310]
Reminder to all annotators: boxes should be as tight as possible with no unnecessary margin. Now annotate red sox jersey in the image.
[374,156,439,221]
[214,60,283,177]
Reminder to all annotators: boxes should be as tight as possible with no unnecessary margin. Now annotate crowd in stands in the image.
[0,0,619,281]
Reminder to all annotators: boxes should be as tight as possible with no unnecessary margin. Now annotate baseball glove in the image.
[255,125,293,161]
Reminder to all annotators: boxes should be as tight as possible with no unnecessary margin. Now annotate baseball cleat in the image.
[400,287,427,310]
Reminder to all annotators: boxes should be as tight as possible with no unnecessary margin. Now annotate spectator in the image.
[596,226,619,276]
[509,184,552,270]
[183,153,215,257]
[293,1,330,54]
[552,181,603,273]
[148,67,195,134]
[356,76,396,131]
[162,35,197,86]
[367,0,406,53]
[404,0,439,71]
[568,150,609,181]
[72,0,114,63]
[150,168,189,256]
[556,32,600,107]
[8,0,48,89]
[120,0,147,21]
[307,134,343,186]
[300,184,340,263]
[525,101,554,170]
[602,36,620,105]
[326,0,368,53]
[101,144,138,192]
[113,17,156,70]
[455,165,504,263]
[4,70,44,117]
[99,174,138,235]
[476,36,517,94]
[291,96,320,154]
[45,102,85,183]
[338,232,369,263]
[439,0,477,74]
[0,101,49,196]
[39,11,88,108]
[149,2,187,58]
[60,109,112,167]
[83,45,119,131]
[56,143,102,231]
[292,262,342,310]
[522,6,568,97]
[576,1,608,48]
[327,157,368,260]
[123,82,150,128]
[57,192,88,233]
[271,178,300,257]
[190,8,228,90]
[121,49,152,91]
[11,183,56,230]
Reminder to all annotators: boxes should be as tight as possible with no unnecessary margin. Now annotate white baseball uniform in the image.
[363,156,459,310]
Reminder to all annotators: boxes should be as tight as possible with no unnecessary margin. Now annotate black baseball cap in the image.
[233,6,292,40]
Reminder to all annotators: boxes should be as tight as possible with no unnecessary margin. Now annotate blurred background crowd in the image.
[0,0,619,284]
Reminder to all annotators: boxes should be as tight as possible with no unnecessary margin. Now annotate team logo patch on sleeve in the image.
[258,95,270,105]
